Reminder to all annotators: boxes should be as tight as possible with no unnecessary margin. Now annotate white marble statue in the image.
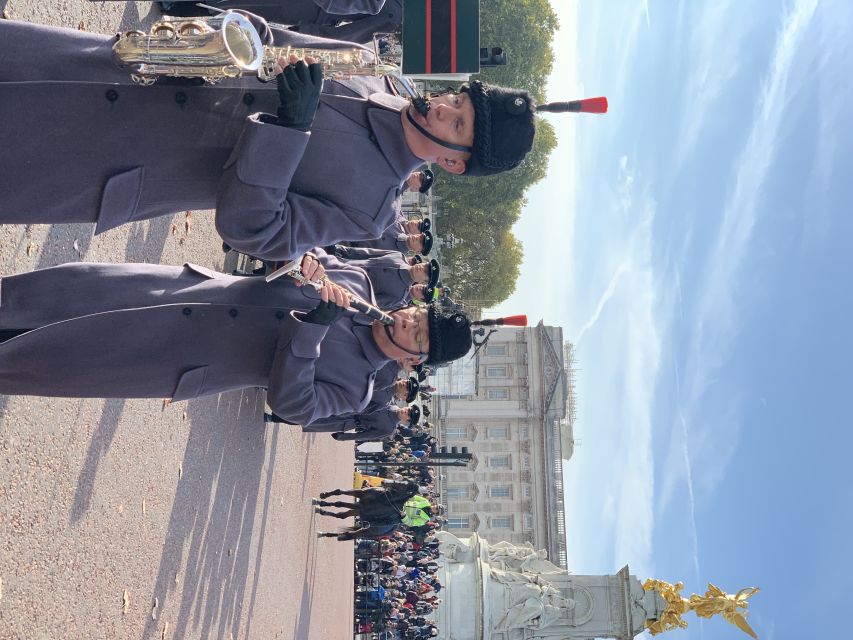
[492,568,576,630]
[487,540,566,575]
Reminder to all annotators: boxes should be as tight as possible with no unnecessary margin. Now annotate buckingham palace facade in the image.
[433,321,577,569]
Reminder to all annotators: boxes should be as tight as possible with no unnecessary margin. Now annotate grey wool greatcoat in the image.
[334,246,415,310]
[344,227,410,253]
[311,403,402,441]
[301,359,401,439]
[0,19,421,260]
[0,252,391,425]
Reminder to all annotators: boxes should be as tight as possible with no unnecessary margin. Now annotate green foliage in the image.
[442,229,523,304]
[432,0,559,305]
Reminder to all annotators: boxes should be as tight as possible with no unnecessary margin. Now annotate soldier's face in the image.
[410,262,429,283]
[411,284,427,301]
[393,379,409,400]
[418,93,475,149]
[406,173,423,191]
[407,234,425,253]
[403,92,474,173]
[374,306,430,364]
[403,219,421,234]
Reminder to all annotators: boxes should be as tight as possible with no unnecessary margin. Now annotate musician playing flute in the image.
[0,16,539,260]
[0,250,475,425]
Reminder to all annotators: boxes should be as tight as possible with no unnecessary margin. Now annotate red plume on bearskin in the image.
[497,315,528,327]
[536,97,608,114]
[472,315,528,327]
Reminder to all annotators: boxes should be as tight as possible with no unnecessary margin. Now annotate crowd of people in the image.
[349,403,446,639]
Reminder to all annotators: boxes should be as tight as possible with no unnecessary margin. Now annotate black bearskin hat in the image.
[427,305,472,365]
[460,80,536,177]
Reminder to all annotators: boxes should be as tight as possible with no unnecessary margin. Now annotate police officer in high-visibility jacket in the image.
[401,494,432,528]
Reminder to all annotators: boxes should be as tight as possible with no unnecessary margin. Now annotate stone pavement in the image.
[0,2,355,638]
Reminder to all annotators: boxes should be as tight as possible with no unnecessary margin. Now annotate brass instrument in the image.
[114,11,397,85]
[266,258,395,326]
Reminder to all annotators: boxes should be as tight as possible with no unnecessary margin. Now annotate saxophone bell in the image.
[113,11,264,85]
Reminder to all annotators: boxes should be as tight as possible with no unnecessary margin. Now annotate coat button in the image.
[369,134,377,143]
[275,311,285,320]
[175,91,188,105]
[105,89,119,102]
[243,92,255,106]
[183,307,192,316]
[229,308,239,318]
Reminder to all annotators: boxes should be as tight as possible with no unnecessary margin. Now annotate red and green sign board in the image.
[402,0,480,75]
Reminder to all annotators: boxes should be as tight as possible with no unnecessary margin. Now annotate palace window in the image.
[445,486,469,500]
[443,426,467,440]
[489,485,511,498]
[489,455,510,469]
[485,345,507,356]
[490,516,512,529]
[486,366,508,378]
[487,426,509,439]
[486,388,509,400]
[447,516,470,529]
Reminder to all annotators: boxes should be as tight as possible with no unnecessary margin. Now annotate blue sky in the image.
[495,1,853,638]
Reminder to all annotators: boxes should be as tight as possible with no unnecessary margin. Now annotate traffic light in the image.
[430,446,473,461]
[480,46,508,68]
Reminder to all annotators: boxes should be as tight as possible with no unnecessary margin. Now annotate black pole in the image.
[353,460,469,468]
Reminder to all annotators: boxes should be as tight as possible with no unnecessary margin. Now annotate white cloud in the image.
[573,261,630,346]
[676,0,819,497]
[563,182,662,578]
[670,0,743,175]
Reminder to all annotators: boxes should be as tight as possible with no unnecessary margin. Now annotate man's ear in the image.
[437,155,467,175]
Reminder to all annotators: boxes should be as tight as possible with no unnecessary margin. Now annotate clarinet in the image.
[266,259,395,326]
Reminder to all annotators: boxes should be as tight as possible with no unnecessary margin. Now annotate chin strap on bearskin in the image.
[470,315,528,358]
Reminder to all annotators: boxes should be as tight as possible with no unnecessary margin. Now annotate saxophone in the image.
[113,11,399,85]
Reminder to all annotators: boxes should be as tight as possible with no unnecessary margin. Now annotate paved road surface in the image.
[0,2,355,638]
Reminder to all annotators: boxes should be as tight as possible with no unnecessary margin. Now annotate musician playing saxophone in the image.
[0,16,540,259]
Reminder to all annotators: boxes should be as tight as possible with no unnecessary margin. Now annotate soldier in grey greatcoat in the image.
[0,18,418,259]
[333,245,438,310]
[343,229,433,255]
[0,17,540,254]
[0,253,475,424]
[327,403,418,441]
[268,370,418,441]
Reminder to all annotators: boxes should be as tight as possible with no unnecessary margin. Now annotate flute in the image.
[266,259,395,326]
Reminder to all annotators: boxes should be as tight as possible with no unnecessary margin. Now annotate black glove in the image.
[275,60,323,131]
[304,300,346,326]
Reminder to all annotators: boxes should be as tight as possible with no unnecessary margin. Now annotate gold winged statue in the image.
[643,579,759,638]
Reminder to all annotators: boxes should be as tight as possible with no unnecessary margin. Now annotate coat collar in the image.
[320,93,422,182]
[352,324,392,373]
[366,94,424,182]
[392,266,414,289]
[394,234,409,253]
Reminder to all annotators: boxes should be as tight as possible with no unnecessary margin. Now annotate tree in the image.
[442,229,523,305]
[432,0,559,306]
